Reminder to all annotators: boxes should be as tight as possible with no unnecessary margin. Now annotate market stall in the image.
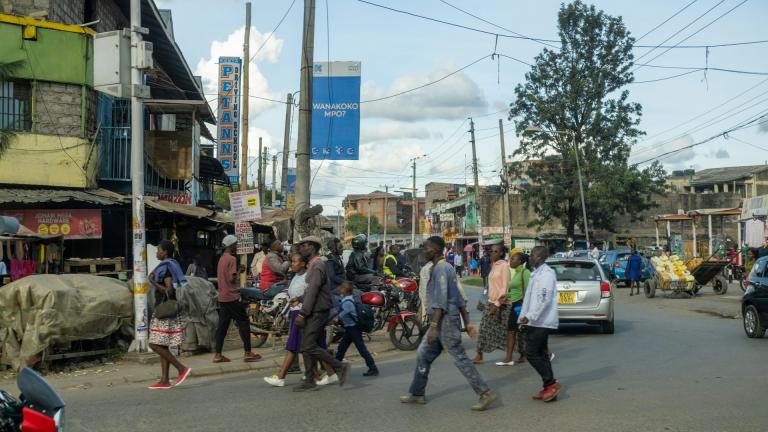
[0,216,64,284]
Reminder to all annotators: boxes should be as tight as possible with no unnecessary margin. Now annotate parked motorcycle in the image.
[360,278,424,351]
[0,368,65,432]
[240,283,290,348]
[724,260,747,292]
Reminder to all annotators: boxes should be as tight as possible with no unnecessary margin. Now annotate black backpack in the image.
[343,298,375,333]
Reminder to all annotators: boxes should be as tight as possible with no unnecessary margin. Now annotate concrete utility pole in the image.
[272,154,277,205]
[281,93,293,200]
[367,197,372,241]
[573,133,590,246]
[295,0,315,224]
[257,136,263,194]
[380,184,394,245]
[408,156,426,247]
[238,2,252,289]
[261,146,268,200]
[337,209,342,238]
[498,119,510,243]
[469,118,484,248]
[129,0,149,352]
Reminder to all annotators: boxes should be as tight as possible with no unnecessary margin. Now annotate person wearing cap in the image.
[293,235,350,391]
[212,234,261,363]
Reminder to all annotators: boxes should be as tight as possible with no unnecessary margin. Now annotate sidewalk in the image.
[0,329,398,391]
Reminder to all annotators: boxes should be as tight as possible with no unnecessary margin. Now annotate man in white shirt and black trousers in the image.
[518,245,562,402]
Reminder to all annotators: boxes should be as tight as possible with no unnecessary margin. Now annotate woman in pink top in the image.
[472,244,511,364]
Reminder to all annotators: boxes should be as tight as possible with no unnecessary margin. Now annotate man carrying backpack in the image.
[334,281,379,377]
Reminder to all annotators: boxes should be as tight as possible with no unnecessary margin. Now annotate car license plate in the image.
[558,291,576,304]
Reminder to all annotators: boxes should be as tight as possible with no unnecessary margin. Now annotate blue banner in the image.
[286,168,296,194]
[216,56,242,184]
[311,61,361,160]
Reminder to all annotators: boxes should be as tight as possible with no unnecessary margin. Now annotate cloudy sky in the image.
[156,0,768,214]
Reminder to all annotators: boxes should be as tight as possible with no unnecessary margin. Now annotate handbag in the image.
[154,287,180,319]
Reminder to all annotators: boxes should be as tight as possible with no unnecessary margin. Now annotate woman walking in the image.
[472,244,511,364]
[148,240,191,389]
[497,250,530,366]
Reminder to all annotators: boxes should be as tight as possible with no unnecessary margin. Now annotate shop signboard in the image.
[235,222,254,255]
[217,56,242,184]
[229,189,262,221]
[1,209,102,239]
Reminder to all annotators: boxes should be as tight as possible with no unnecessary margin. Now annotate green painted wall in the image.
[0,22,92,85]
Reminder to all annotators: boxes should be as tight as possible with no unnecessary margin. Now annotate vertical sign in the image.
[286,167,296,210]
[311,61,361,160]
[217,56,242,184]
[235,222,255,255]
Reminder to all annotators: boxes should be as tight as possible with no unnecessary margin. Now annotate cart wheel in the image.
[693,284,702,294]
[644,280,656,298]
[712,275,728,295]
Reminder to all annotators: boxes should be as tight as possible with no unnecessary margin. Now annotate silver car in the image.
[548,258,615,334]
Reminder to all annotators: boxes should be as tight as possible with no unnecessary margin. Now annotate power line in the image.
[631,69,701,84]
[634,0,749,72]
[635,0,699,42]
[725,135,768,152]
[249,0,297,63]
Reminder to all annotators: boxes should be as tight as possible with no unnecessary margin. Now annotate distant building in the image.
[342,190,426,242]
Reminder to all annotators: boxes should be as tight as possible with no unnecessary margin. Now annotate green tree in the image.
[508,0,666,237]
[346,213,382,235]
[0,60,25,157]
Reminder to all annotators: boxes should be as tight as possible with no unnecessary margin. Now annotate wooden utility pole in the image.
[469,118,483,248]
[295,0,315,226]
[272,154,277,205]
[262,147,268,199]
[239,2,251,289]
[498,119,510,244]
[257,137,262,195]
[281,93,293,200]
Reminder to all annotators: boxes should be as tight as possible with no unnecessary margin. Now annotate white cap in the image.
[222,234,237,247]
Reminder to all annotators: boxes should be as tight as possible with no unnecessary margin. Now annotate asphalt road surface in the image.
[61,289,768,432]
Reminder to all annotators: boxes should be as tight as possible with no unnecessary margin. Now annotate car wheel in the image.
[600,319,615,334]
[744,305,765,338]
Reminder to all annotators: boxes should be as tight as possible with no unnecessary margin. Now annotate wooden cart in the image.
[643,259,695,298]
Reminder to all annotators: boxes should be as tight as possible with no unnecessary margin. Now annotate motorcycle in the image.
[240,282,290,348]
[359,277,424,351]
[0,368,65,432]
[723,259,747,292]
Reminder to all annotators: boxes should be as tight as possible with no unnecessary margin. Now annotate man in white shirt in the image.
[518,246,561,402]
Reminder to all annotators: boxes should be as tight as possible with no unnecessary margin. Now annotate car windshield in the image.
[549,261,602,281]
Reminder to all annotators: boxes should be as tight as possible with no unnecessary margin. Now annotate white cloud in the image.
[361,69,488,122]
[360,122,431,144]
[195,25,283,118]
[630,135,696,167]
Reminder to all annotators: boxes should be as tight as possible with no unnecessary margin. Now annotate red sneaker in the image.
[174,367,192,387]
[148,382,172,390]
[532,388,546,400]
[541,382,562,402]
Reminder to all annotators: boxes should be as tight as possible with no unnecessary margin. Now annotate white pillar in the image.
[692,217,698,258]
[738,221,743,265]
[655,223,660,248]
[666,220,671,238]
[708,214,713,257]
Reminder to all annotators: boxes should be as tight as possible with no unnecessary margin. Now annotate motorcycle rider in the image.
[326,237,346,295]
[383,244,401,278]
[346,234,381,290]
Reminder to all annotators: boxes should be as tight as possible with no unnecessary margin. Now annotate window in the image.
[550,261,602,281]
[0,80,32,131]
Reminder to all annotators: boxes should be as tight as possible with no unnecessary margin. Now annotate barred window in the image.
[0,80,32,131]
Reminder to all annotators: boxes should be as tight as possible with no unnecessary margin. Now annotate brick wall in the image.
[34,81,84,137]
[49,0,83,24]
[92,0,128,33]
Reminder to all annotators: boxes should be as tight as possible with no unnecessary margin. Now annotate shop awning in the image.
[654,214,691,222]
[199,156,231,186]
[0,188,124,206]
[145,198,216,219]
[686,207,742,217]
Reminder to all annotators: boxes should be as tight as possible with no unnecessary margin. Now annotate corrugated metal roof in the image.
[0,188,123,206]
[145,198,215,218]
[690,165,767,186]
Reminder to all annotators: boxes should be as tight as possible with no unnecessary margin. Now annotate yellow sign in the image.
[61,224,71,235]
[134,281,149,294]
[287,193,296,210]
[246,198,258,207]
[37,225,48,235]
[48,224,59,235]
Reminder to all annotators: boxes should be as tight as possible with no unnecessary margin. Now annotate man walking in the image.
[213,235,261,363]
[518,246,561,402]
[400,236,497,411]
[294,236,350,391]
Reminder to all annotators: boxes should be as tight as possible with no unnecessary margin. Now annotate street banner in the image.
[229,189,262,221]
[286,167,296,210]
[235,222,254,255]
[1,209,102,239]
[311,61,361,160]
[217,56,242,184]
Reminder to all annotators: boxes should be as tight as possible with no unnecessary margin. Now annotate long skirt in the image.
[475,303,511,353]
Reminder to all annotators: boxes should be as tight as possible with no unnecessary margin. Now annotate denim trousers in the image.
[408,313,490,397]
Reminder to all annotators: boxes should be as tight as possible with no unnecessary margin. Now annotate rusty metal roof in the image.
[0,188,124,206]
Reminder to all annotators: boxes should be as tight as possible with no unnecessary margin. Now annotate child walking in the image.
[334,281,379,377]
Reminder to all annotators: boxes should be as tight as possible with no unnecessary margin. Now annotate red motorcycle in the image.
[361,277,424,351]
[0,368,65,432]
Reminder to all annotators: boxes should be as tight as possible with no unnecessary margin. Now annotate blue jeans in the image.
[336,325,377,370]
[408,313,490,397]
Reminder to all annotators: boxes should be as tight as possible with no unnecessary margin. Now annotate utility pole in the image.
[498,119,510,245]
[367,197,372,241]
[337,209,341,238]
[408,156,426,247]
[257,136,262,194]
[238,2,252,290]
[261,147,268,200]
[281,92,293,200]
[271,154,277,206]
[469,118,483,248]
[380,184,394,245]
[295,0,315,226]
[573,133,590,246]
[129,0,149,352]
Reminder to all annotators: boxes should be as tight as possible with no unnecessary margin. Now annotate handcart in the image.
[643,258,695,298]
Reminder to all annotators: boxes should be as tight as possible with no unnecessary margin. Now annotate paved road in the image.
[60,289,768,432]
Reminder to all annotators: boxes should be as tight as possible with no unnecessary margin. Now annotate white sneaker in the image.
[549,352,556,361]
[264,375,285,387]
[316,374,339,386]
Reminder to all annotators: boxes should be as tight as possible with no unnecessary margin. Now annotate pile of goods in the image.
[651,255,695,282]
[686,258,704,271]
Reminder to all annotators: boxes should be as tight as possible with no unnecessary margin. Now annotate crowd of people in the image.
[144,233,562,411]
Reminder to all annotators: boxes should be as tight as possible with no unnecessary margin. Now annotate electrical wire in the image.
[725,135,768,152]
[249,0,297,63]
[631,69,702,84]
[635,0,699,42]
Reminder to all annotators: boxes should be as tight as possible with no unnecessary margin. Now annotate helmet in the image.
[352,234,368,250]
